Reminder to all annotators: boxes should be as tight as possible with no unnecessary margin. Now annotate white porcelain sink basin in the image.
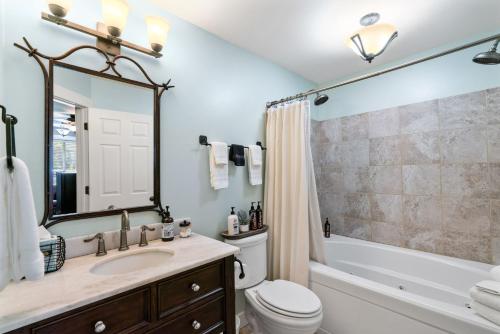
[90,248,175,275]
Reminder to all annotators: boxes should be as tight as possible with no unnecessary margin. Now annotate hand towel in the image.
[229,145,245,166]
[472,301,500,326]
[247,145,262,186]
[209,144,228,190]
[491,266,500,281]
[0,157,44,291]
[210,142,228,165]
[471,286,500,311]
[476,281,500,295]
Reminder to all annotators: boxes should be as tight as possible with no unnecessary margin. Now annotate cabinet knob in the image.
[94,320,106,333]
[191,283,200,292]
[192,320,201,330]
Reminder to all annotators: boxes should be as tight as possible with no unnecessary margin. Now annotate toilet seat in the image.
[255,280,322,318]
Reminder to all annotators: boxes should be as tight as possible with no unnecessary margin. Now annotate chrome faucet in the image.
[119,210,130,251]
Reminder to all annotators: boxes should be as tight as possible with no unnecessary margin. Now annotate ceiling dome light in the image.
[346,13,398,63]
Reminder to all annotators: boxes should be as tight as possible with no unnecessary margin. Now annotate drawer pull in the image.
[192,320,201,330]
[191,283,200,292]
[94,320,106,333]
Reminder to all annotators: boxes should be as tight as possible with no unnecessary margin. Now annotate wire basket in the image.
[40,236,65,273]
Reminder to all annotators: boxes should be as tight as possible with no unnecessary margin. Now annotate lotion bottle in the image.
[227,207,239,235]
[249,202,257,230]
[324,217,331,238]
[256,201,263,229]
[161,206,174,242]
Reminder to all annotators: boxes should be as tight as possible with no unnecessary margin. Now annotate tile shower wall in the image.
[312,87,500,264]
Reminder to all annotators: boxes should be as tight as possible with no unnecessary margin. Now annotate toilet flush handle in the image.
[234,258,245,279]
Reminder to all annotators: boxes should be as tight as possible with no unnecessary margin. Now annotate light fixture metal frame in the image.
[350,30,398,63]
[41,12,162,58]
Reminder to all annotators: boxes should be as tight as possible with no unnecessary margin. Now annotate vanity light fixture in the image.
[42,0,165,58]
[146,16,171,53]
[346,13,398,63]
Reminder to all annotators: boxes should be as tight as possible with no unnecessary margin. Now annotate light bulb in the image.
[102,0,129,37]
[146,16,170,53]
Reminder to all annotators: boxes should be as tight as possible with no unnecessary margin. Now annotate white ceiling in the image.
[151,0,500,84]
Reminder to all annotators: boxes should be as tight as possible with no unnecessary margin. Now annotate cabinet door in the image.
[147,296,225,334]
[32,289,150,334]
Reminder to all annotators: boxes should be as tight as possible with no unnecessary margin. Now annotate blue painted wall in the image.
[313,32,500,120]
[0,0,313,239]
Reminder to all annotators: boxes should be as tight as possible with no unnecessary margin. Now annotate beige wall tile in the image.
[370,194,402,223]
[342,139,369,167]
[441,163,490,198]
[369,107,400,138]
[403,225,441,253]
[343,167,370,193]
[345,193,371,220]
[319,118,342,143]
[491,200,500,237]
[341,113,369,141]
[400,100,439,134]
[343,217,372,240]
[403,195,442,229]
[439,91,487,130]
[401,132,440,165]
[372,221,403,247]
[442,197,490,236]
[487,87,500,125]
[402,164,441,195]
[487,126,500,163]
[320,166,344,194]
[440,127,487,163]
[369,136,401,166]
[370,166,402,194]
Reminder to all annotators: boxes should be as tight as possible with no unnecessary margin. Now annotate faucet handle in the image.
[84,233,107,256]
[139,225,155,247]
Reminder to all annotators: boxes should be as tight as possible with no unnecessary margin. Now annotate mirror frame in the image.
[14,38,174,228]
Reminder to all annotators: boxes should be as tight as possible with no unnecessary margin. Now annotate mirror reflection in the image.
[51,65,155,217]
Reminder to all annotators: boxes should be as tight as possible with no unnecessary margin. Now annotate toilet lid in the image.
[256,280,321,317]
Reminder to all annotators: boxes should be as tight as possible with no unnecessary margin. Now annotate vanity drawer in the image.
[147,295,225,334]
[157,261,224,318]
[32,288,150,334]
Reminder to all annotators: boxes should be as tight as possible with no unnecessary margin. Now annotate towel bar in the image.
[199,135,266,150]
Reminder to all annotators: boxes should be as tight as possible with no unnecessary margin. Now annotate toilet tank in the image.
[225,232,268,289]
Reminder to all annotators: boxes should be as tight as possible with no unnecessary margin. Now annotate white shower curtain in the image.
[264,100,325,287]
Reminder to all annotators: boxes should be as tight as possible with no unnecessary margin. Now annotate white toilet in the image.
[225,232,322,334]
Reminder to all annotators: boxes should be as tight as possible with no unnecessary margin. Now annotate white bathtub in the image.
[309,235,500,334]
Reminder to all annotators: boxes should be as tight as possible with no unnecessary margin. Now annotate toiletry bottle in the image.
[162,206,175,242]
[179,220,192,238]
[256,201,263,229]
[324,217,331,238]
[227,207,239,235]
[249,202,257,230]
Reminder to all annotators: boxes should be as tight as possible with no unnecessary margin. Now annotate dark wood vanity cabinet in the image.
[8,256,235,334]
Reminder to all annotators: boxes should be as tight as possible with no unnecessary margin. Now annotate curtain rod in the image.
[266,32,500,108]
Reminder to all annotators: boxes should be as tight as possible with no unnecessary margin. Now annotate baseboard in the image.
[316,328,331,334]
[237,311,248,328]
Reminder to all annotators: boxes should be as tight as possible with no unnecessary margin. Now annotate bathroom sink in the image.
[90,248,175,275]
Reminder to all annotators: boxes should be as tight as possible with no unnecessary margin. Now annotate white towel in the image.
[247,145,262,186]
[209,143,228,190]
[471,286,500,311]
[211,142,228,165]
[472,301,500,327]
[0,157,44,291]
[476,281,500,295]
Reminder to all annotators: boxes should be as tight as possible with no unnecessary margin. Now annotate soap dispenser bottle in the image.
[227,207,239,236]
[249,202,257,230]
[162,206,175,242]
[256,201,263,229]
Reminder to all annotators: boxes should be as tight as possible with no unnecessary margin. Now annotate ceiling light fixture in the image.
[346,13,398,63]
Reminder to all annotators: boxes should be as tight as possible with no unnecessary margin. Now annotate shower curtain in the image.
[264,100,325,287]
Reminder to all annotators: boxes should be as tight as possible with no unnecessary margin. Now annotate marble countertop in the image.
[0,234,239,333]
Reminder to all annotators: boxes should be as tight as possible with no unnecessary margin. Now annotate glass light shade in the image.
[45,0,73,17]
[346,23,397,59]
[146,16,170,53]
[102,0,129,37]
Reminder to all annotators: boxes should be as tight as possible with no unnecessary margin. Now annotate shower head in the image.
[314,93,329,106]
[473,39,500,65]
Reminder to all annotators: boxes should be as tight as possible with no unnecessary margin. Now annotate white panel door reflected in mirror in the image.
[51,65,154,218]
